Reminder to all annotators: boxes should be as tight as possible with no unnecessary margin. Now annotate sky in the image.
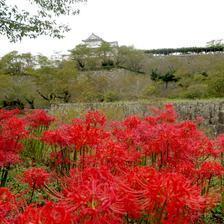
[1,0,224,56]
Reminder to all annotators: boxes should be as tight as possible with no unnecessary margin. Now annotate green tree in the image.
[97,42,114,67]
[0,51,36,76]
[0,75,37,108]
[150,68,160,81]
[116,46,145,73]
[208,73,224,97]
[159,68,178,89]
[0,0,81,42]
[70,44,92,70]
[36,59,77,105]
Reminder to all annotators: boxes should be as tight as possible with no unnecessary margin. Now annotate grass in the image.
[50,98,224,119]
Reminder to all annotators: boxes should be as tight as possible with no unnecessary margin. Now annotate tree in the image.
[150,67,179,89]
[150,68,160,81]
[0,51,36,76]
[97,42,114,67]
[0,74,38,109]
[208,73,224,97]
[70,44,92,70]
[159,67,179,89]
[206,39,224,47]
[0,0,82,42]
[36,59,77,104]
[116,46,146,73]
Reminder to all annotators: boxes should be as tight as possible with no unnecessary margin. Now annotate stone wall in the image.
[173,100,224,135]
[50,99,224,135]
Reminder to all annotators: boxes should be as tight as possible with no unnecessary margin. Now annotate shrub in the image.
[104,91,120,102]
[182,84,209,99]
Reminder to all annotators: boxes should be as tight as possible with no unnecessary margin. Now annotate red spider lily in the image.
[43,113,109,151]
[42,113,110,173]
[148,104,178,124]
[0,106,222,223]
[123,115,142,129]
[85,111,106,128]
[69,122,103,150]
[0,188,17,223]
[0,109,20,123]
[60,167,139,223]
[14,202,72,224]
[0,137,23,167]
[217,134,224,152]
[141,172,208,223]
[160,104,178,123]
[42,124,73,148]
[25,110,55,129]
[23,167,50,189]
[70,115,110,151]
[199,161,224,179]
[0,116,28,140]
[92,141,141,174]
[0,116,28,167]
[164,161,197,181]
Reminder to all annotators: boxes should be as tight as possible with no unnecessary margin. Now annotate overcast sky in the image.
[1,0,224,56]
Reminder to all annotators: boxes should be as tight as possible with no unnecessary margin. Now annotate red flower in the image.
[0,109,20,123]
[0,188,16,222]
[26,110,55,129]
[23,168,50,189]
[15,202,72,224]
[142,172,208,223]
[42,124,72,148]
[0,106,221,223]
[0,116,28,166]
[217,134,224,152]
[199,161,224,179]
[85,111,106,128]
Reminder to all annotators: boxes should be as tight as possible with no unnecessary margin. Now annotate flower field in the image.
[0,105,224,223]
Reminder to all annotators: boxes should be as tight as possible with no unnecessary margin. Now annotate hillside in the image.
[0,50,224,109]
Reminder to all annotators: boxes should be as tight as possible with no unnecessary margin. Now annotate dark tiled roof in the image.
[83,33,104,42]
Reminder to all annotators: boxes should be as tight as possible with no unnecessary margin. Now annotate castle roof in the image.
[82,33,104,42]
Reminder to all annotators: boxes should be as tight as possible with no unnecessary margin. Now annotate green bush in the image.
[182,84,209,99]
[142,84,157,97]
[104,91,120,102]
[208,74,224,97]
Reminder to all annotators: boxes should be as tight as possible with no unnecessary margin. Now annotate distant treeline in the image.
[144,46,224,55]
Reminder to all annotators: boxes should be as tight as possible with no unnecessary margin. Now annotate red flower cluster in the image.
[0,188,16,223]
[23,167,50,189]
[0,105,223,223]
[25,109,55,129]
[0,110,27,167]
[15,202,72,224]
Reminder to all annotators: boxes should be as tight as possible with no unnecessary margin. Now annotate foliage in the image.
[116,46,146,73]
[208,73,224,97]
[70,44,93,70]
[145,46,224,55]
[97,42,114,66]
[0,0,82,42]
[150,68,160,81]
[104,91,120,102]
[70,42,116,71]
[0,50,224,108]
[150,67,179,89]
[0,52,78,108]
[182,84,209,99]
[0,106,224,223]
[0,51,36,76]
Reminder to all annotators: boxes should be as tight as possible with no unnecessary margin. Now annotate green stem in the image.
[29,183,36,204]
[0,165,10,187]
